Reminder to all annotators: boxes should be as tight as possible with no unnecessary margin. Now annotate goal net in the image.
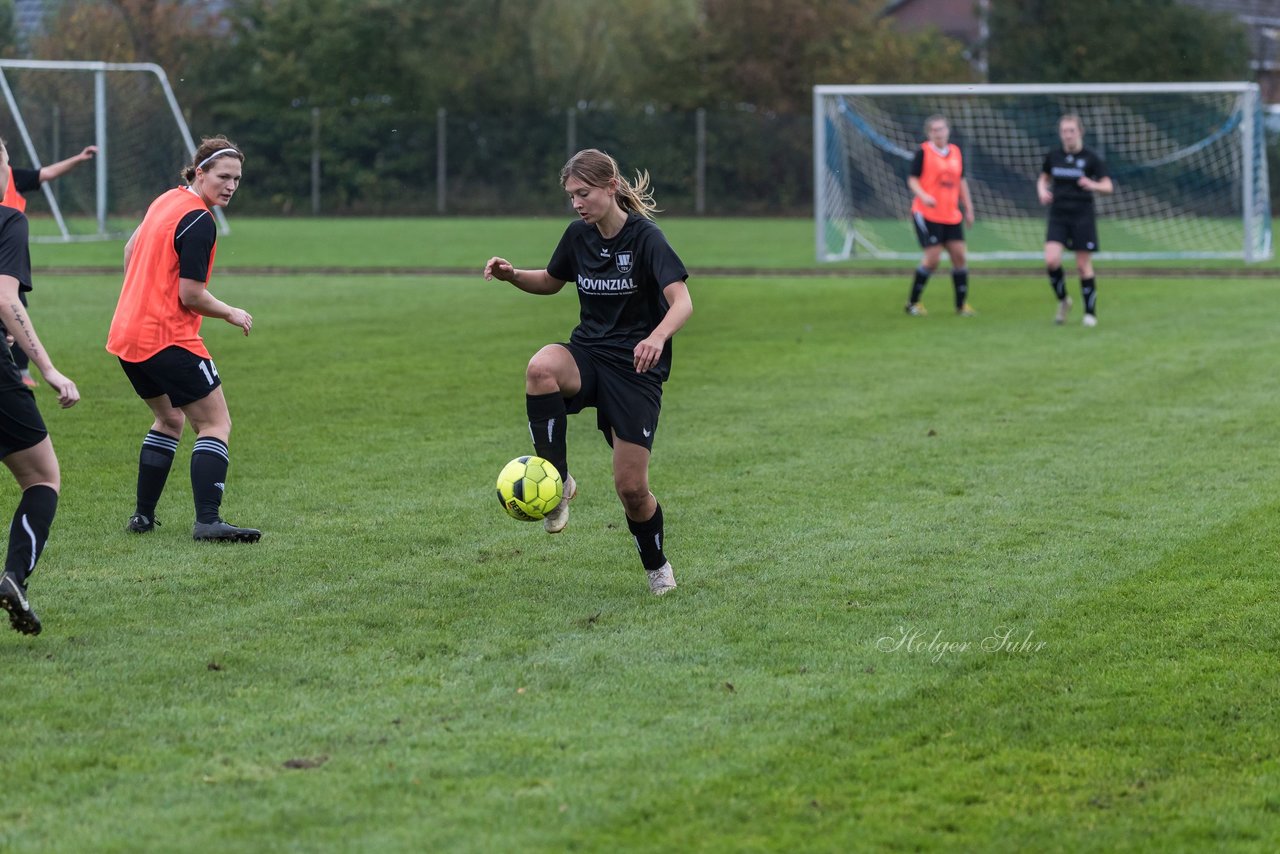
[814,83,1272,263]
[0,59,226,242]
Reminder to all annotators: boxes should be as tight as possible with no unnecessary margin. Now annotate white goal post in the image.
[814,82,1272,263]
[0,58,228,242]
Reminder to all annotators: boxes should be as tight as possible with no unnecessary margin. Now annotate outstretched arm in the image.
[37,146,98,183]
[483,256,566,295]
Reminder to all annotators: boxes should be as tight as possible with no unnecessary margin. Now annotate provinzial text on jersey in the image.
[578,275,636,293]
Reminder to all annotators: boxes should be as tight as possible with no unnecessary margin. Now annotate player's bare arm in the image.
[178,277,253,335]
[960,178,975,226]
[1036,174,1054,205]
[483,257,565,295]
[0,275,78,408]
[633,281,692,374]
[1078,176,1114,195]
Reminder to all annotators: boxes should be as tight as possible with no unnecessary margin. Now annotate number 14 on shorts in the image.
[198,359,219,386]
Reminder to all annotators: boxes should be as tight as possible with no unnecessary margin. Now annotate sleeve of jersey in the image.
[545,224,578,283]
[1091,153,1110,179]
[174,210,216,283]
[0,214,33,291]
[1041,153,1052,175]
[910,149,925,178]
[643,228,688,289]
[12,168,41,194]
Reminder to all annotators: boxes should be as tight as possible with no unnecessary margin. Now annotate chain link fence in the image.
[218,104,813,217]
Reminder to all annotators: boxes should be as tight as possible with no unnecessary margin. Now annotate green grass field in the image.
[3,218,1280,851]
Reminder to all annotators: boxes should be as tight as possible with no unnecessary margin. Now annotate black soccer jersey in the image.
[0,206,33,293]
[547,213,688,382]
[1042,147,1109,216]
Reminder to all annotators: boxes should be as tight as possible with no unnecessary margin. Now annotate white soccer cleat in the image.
[1082,313,1098,328]
[646,562,677,596]
[543,474,576,534]
[1055,296,1072,325]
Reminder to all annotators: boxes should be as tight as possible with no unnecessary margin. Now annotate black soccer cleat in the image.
[1,570,42,635]
[193,519,262,543]
[126,513,159,533]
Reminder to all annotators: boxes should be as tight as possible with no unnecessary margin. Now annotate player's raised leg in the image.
[613,436,674,595]
[527,344,580,533]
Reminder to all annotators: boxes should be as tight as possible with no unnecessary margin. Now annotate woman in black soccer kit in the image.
[0,139,81,636]
[1037,114,1113,327]
[484,148,693,596]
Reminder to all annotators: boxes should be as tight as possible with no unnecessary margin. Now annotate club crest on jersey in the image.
[616,251,633,274]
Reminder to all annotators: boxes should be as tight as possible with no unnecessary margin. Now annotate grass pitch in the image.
[3,219,1280,851]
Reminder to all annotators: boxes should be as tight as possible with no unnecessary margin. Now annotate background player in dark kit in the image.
[0,139,81,636]
[1037,114,1113,327]
[484,148,693,596]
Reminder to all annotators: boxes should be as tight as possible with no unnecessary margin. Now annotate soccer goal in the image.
[0,59,227,242]
[814,82,1272,263]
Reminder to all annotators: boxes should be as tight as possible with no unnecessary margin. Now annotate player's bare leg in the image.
[614,436,674,595]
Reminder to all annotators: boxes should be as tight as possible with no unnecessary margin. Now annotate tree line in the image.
[0,0,1263,215]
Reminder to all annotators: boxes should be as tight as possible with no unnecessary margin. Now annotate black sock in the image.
[627,503,667,571]
[191,436,230,524]
[909,267,930,304]
[952,269,969,309]
[1081,277,1098,315]
[136,430,178,520]
[6,485,58,585]
[526,392,569,482]
[1048,266,1067,300]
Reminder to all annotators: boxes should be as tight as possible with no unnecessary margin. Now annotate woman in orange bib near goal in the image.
[106,137,260,543]
[905,114,976,317]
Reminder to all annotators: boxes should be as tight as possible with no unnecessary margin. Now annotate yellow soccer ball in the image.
[496,455,563,521]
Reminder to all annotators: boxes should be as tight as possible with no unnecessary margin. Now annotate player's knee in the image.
[614,478,649,508]
[155,413,184,436]
[525,356,560,393]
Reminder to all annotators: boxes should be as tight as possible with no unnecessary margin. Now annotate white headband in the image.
[196,148,240,171]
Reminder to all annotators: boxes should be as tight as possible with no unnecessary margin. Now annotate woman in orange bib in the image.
[905,115,976,317]
[106,137,260,543]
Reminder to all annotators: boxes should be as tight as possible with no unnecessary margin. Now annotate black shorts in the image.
[0,346,47,458]
[913,214,964,248]
[563,342,663,450]
[119,345,221,407]
[1046,211,1099,252]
